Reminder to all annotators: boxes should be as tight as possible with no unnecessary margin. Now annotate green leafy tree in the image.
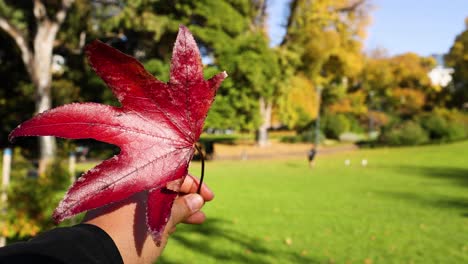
[216,30,281,144]
[445,18,468,108]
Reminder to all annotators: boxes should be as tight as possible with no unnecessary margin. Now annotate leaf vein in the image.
[19,122,187,145]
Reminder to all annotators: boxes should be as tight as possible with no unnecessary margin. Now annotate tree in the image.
[328,90,367,115]
[278,74,318,129]
[445,18,468,108]
[252,0,274,146]
[361,52,436,117]
[0,0,74,172]
[284,0,369,85]
[282,0,370,137]
[222,31,281,146]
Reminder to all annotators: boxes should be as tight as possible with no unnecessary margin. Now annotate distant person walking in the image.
[307,148,317,168]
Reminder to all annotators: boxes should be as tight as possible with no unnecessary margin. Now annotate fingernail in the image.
[186,194,204,213]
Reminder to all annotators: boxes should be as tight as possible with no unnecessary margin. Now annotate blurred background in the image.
[0,0,467,263]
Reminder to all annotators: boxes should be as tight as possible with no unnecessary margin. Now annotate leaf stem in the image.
[194,144,205,194]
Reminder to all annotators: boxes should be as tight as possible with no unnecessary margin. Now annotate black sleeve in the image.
[0,224,123,264]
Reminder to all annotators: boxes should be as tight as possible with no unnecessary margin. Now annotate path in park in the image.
[212,142,358,160]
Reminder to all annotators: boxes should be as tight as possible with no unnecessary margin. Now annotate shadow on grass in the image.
[158,218,319,263]
[395,165,468,188]
[377,165,468,217]
[377,191,468,211]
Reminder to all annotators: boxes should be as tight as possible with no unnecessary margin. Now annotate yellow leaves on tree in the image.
[368,111,390,128]
[391,88,426,115]
[278,75,318,129]
[362,52,438,114]
[4,212,41,238]
[328,90,367,115]
[389,53,436,90]
[363,52,436,93]
[285,0,370,80]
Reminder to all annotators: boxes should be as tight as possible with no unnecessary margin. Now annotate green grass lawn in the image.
[158,141,468,264]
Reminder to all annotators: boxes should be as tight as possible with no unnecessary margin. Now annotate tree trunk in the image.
[33,21,59,174]
[257,97,272,147]
[0,0,74,174]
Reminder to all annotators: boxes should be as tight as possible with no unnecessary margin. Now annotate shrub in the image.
[445,122,466,141]
[322,114,350,139]
[348,115,365,133]
[280,130,324,144]
[5,154,70,240]
[444,110,468,140]
[380,121,429,146]
[419,111,468,142]
[420,114,449,140]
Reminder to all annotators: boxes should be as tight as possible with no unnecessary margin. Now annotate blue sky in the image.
[267,0,468,56]
[267,0,292,47]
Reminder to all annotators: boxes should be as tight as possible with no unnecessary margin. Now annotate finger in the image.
[183,211,206,224]
[167,226,177,235]
[180,174,214,201]
[169,193,204,226]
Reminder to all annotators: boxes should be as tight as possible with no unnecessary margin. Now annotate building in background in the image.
[428,54,454,87]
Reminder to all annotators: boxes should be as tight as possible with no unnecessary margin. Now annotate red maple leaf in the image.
[9,25,227,242]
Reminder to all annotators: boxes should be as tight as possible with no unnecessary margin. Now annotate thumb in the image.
[169,193,204,226]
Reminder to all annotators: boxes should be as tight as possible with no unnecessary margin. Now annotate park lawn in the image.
[158,141,468,264]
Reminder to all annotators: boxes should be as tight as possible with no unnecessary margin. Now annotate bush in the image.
[5,154,70,240]
[280,130,325,144]
[420,114,448,140]
[444,110,468,140]
[445,122,466,141]
[348,115,365,133]
[322,114,350,139]
[419,112,467,142]
[380,121,429,146]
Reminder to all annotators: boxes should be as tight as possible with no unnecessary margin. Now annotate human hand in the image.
[164,174,215,235]
[84,174,214,264]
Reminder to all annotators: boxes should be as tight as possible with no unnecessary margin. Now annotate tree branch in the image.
[33,0,48,22]
[280,0,299,46]
[0,16,33,75]
[55,0,74,24]
[253,0,267,28]
[285,0,298,31]
[336,0,366,13]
